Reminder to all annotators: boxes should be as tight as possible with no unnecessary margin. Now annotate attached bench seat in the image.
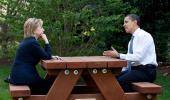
[9,84,47,100]
[9,82,161,100]
[132,82,161,94]
[132,82,161,100]
[9,84,31,100]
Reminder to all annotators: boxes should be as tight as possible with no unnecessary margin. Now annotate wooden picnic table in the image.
[9,56,161,100]
[41,56,127,100]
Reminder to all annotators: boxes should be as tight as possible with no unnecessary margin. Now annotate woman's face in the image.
[34,25,44,38]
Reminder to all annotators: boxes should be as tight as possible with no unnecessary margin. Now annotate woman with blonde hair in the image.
[5,18,53,94]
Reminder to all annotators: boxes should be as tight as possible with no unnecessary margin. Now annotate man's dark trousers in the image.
[117,64,156,92]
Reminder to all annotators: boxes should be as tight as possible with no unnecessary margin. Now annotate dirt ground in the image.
[158,65,170,76]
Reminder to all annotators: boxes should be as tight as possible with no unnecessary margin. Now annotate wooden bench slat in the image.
[69,93,104,100]
[124,92,147,100]
[24,95,45,100]
[132,82,161,94]
[9,84,31,97]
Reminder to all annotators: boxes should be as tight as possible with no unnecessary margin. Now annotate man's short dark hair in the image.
[126,14,140,26]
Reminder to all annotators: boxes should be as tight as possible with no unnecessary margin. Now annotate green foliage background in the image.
[0,0,170,63]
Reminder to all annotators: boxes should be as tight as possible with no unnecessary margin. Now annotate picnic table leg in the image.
[89,69,124,100]
[45,69,83,100]
[151,95,157,100]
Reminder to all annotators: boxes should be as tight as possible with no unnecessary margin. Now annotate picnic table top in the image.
[41,56,127,69]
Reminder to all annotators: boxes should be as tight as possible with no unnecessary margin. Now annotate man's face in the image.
[123,16,137,34]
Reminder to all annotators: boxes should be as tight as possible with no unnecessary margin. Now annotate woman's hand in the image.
[40,33,49,44]
[52,56,62,60]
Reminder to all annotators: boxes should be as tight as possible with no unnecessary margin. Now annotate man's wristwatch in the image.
[117,53,120,59]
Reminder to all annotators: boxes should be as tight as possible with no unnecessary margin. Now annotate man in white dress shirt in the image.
[103,14,157,92]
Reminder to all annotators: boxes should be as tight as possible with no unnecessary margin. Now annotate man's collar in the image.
[132,28,140,37]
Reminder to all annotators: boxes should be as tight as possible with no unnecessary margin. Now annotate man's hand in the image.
[103,47,119,58]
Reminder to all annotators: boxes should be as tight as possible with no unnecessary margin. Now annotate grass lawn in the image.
[0,65,170,100]
[0,65,11,100]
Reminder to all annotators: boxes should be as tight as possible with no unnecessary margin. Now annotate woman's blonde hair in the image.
[24,18,43,38]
